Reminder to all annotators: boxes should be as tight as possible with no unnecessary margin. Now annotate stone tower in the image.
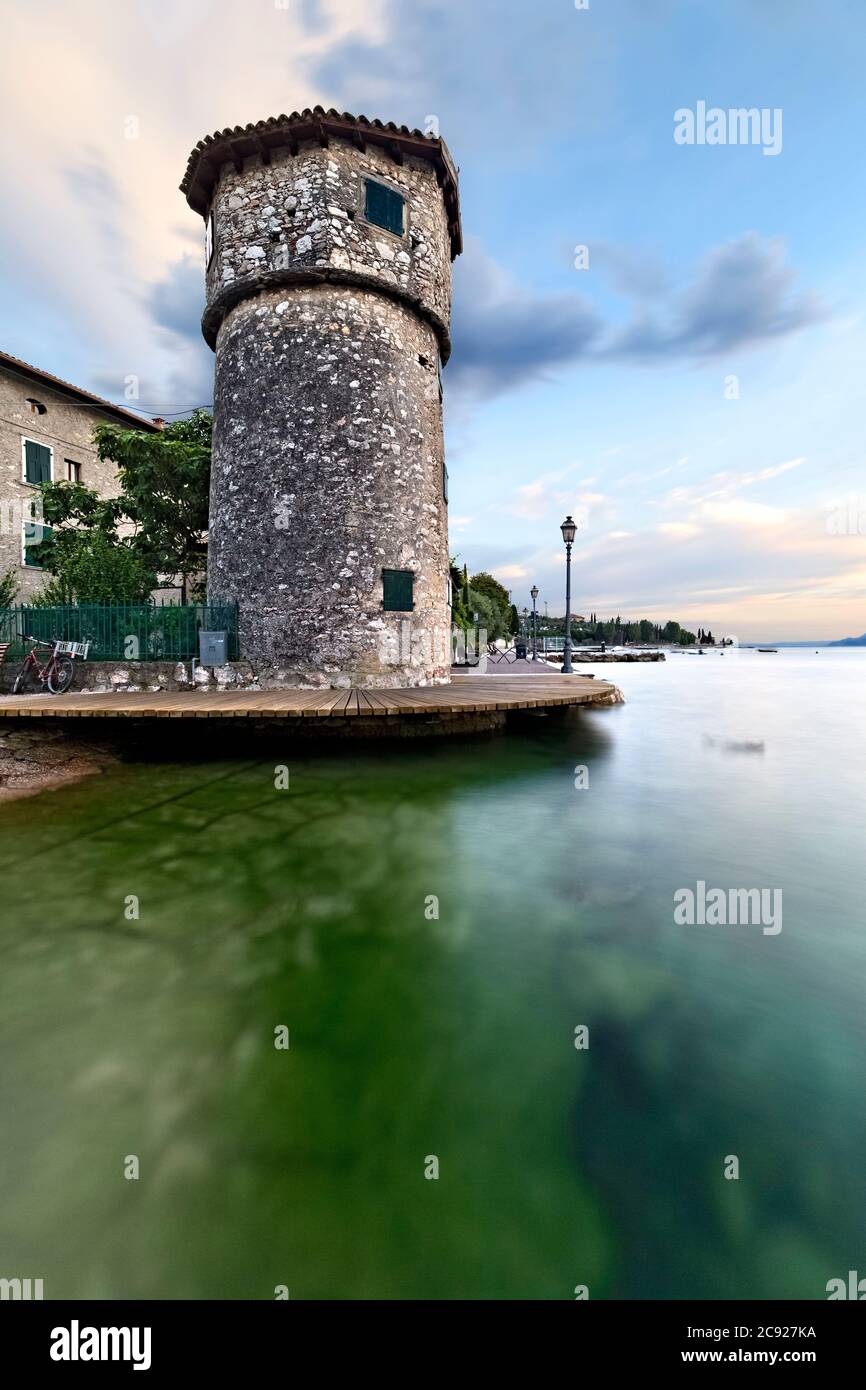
[180,108,461,687]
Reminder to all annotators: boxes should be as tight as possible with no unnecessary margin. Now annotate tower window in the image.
[443,462,448,503]
[26,398,47,415]
[364,180,405,236]
[22,438,52,485]
[205,211,215,266]
[382,568,414,612]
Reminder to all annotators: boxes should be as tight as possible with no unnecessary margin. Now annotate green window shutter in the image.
[365,180,405,236]
[24,522,53,567]
[382,568,414,612]
[24,440,51,484]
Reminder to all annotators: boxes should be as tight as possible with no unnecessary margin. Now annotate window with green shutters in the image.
[23,439,52,485]
[382,568,414,612]
[364,179,405,236]
[23,522,53,567]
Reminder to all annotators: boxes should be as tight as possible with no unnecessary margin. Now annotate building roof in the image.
[0,351,163,431]
[180,107,462,259]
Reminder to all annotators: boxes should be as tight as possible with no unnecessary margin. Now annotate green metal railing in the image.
[0,602,239,662]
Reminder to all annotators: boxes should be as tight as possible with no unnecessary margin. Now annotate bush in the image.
[0,568,19,608]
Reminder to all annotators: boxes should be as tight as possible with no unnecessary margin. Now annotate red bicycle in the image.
[12,635,90,695]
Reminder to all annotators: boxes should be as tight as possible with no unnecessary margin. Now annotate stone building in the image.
[0,351,161,601]
[181,108,462,686]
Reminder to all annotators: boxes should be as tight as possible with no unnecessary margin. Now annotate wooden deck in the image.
[0,673,615,721]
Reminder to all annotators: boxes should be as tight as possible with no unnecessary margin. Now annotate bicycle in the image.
[12,635,91,695]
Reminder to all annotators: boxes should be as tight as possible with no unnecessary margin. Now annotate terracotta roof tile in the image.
[180,108,461,258]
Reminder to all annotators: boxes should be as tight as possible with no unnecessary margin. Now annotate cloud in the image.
[147,255,205,344]
[447,239,600,403]
[307,0,610,152]
[699,500,787,527]
[611,234,824,359]
[658,522,702,539]
[447,235,823,407]
[591,241,668,300]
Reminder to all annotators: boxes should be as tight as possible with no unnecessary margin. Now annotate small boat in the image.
[757,648,778,653]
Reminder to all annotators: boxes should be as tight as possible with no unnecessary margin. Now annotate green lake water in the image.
[1,649,864,1299]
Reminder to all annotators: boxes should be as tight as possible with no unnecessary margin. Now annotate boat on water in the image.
[757,647,778,653]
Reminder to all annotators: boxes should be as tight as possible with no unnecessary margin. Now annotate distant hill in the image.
[829,632,866,647]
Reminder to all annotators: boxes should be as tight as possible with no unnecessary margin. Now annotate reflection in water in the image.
[0,651,864,1298]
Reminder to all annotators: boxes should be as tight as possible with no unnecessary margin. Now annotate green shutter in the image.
[24,440,51,484]
[365,180,405,236]
[24,522,53,567]
[382,568,414,612]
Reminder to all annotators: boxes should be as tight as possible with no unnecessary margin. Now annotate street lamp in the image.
[530,584,539,661]
[560,514,577,673]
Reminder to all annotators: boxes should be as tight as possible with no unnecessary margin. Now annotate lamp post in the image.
[530,584,539,661]
[560,514,577,673]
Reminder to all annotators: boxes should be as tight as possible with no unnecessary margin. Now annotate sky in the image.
[1,0,864,640]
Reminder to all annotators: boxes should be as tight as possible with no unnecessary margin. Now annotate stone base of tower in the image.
[207,283,452,688]
[231,607,452,689]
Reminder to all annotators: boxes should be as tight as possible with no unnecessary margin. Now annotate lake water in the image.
[1,648,864,1299]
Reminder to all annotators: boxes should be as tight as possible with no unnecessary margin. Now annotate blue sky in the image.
[1,0,864,638]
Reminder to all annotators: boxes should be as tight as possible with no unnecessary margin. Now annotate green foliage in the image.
[508,603,520,636]
[469,572,512,639]
[32,412,211,606]
[0,568,19,608]
[93,410,211,600]
[449,557,484,633]
[31,529,156,605]
[448,556,470,630]
[467,587,499,638]
[544,614,697,645]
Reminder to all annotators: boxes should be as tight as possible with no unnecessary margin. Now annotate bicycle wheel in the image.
[47,655,75,694]
[12,663,33,694]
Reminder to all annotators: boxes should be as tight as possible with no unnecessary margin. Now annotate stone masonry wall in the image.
[205,138,452,346]
[0,365,125,601]
[203,133,454,687]
[208,283,449,684]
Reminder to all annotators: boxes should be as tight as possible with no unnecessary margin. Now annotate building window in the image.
[22,438,52,485]
[26,398,47,415]
[364,179,405,236]
[66,460,82,483]
[443,461,449,504]
[382,568,414,612]
[205,210,214,266]
[22,520,53,568]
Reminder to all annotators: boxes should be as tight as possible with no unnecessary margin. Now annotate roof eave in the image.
[180,108,463,260]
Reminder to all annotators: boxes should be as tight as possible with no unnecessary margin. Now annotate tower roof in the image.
[180,107,462,259]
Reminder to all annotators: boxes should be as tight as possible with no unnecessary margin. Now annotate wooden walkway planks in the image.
[0,674,615,722]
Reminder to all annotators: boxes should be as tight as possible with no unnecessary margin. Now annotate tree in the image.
[0,568,19,608]
[32,529,155,604]
[92,410,211,601]
[508,603,520,636]
[469,572,511,639]
[449,556,470,630]
[467,587,498,638]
